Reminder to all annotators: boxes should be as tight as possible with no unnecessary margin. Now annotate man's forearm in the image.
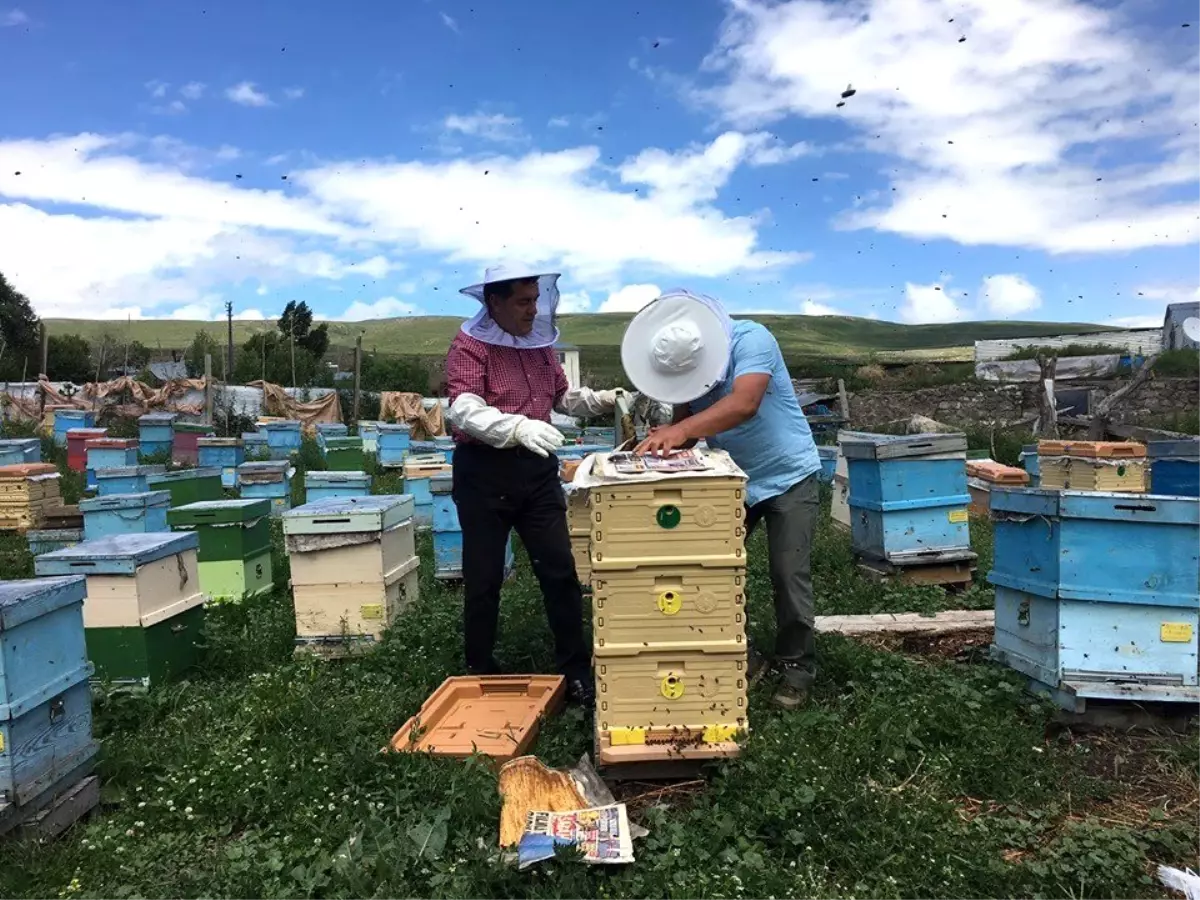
[678,394,756,441]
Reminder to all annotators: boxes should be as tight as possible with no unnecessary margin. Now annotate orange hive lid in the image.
[0,463,58,478]
[966,461,1030,485]
[1037,440,1145,459]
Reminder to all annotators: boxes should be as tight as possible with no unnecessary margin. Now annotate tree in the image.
[186,331,221,378]
[46,334,93,383]
[233,330,321,386]
[125,340,152,373]
[361,354,430,394]
[0,271,40,381]
[278,300,329,358]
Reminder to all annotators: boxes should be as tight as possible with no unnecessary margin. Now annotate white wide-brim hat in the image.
[621,289,733,405]
[459,261,561,300]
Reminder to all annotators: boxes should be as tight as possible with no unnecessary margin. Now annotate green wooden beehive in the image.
[168,498,274,602]
[147,466,223,507]
[324,436,366,472]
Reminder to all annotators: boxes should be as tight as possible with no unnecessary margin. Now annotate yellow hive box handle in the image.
[656,589,683,616]
[610,727,646,746]
[660,674,685,699]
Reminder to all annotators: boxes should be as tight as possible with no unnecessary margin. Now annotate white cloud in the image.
[900,281,967,325]
[0,8,29,26]
[698,0,1200,255]
[440,11,459,33]
[236,308,266,321]
[215,144,240,161]
[226,82,272,108]
[1134,284,1200,305]
[340,297,422,320]
[180,82,206,100]
[255,285,268,296]
[0,130,805,319]
[547,116,571,128]
[283,87,305,101]
[145,80,169,99]
[558,290,593,313]
[153,99,187,116]
[980,274,1041,316]
[443,112,524,143]
[1106,315,1165,329]
[599,284,661,313]
[801,300,841,316]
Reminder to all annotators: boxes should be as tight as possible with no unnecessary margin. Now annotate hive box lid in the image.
[66,427,108,438]
[79,490,171,512]
[386,675,565,763]
[377,423,412,433]
[85,437,138,450]
[148,466,223,484]
[0,463,58,478]
[168,498,271,526]
[305,471,370,485]
[839,432,967,460]
[139,412,178,423]
[173,422,215,434]
[238,460,290,474]
[283,494,415,535]
[991,487,1199,525]
[0,575,87,633]
[241,431,268,441]
[95,465,167,479]
[34,531,199,576]
[430,473,453,493]
[817,446,837,461]
[0,438,39,450]
[262,420,301,431]
[324,436,363,449]
[1147,439,1200,460]
[197,437,242,448]
[316,423,348,432]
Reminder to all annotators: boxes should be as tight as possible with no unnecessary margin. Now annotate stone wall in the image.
[846,378,1198,430]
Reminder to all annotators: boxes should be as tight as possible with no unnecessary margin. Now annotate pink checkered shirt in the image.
[445,332,567,444]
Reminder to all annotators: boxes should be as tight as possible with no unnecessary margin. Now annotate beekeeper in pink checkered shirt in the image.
[445,262,625,708]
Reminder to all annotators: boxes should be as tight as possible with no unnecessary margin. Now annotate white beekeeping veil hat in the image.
[620,289,734,404]
[459,261,562,349]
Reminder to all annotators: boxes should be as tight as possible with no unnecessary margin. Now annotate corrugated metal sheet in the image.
[974,329,1162,363]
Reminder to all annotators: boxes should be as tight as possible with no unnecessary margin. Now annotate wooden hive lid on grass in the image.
[283,494,415,536]
[34,531,199,577]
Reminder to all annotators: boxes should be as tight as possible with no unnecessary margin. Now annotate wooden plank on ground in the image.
[815,610,993,637]
[23,776,100,841]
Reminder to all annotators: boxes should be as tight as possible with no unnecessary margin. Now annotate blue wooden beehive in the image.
[989,487,1200,709]
[1019,444,1040,488]
[0,439,41,465]
[197,438,245,489]
[1148,439,1199,498]
[410,439,456,465]
[304,471,371,502]
[377,424,411,468]
[80,491,172,541]
[94,465,166,497]
[0,576,97,807]
[842,432,971,565]
[0,448,21,467]
[85,439,139,492]
[241,431,269,459]
[817,446,836,484]
[26,529,83,556]
[53,410,95,448]
[137,413,177,458]
[237,461,294,516]
[315,423,348,450]
[429,474,513,580]
[262,421,302,460]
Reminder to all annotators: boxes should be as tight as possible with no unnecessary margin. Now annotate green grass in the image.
[0,477,1193,898]
[44,315,1108,367]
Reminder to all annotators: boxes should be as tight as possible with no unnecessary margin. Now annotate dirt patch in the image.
[859,627,993,663]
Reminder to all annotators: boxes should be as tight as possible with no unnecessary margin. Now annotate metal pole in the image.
[204,354,213,425]
[352,333,362,424]
[226,301,234,383]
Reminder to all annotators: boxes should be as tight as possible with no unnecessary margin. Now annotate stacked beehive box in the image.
[241,431,269,460]
[236,461,293,516]
[429,473,514,581]
[842,432,976,583]
[197,438,244,489]
[403,454,450,529]
[315,423,348,448]
[147,467,223,508]
[304,471,372,501]
[1037,441,1147,493]
[284,496,419,657]
[966,460,1030,516]
[261,420,302,460]
[169,499,273,602]
[829,430,873,531]
[588,449,749,769]
[137,413,177,458]
[171,422,215,466]
[988,487,1199,711]
[66,428,107,474]
[53,409,95,447]
[94,464,166,497]
[358,421,382,454]
[34,533,207,686]
[0,438,41,465]
[84,437,139,492]
[323,436,365,472]
[0,464,62,532]
[80,491,171,541]
[556,444,609,589]
[0,576,99,832]
[376,424,411,468]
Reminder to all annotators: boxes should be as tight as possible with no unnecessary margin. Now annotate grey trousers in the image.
[744,473,819,689]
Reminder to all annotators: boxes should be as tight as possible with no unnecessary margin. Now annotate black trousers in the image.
[451,442,589,680]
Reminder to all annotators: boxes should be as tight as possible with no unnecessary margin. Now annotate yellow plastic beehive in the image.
[565,487,590,536]
[592,566,745,650]
[1039,457,1147,493]
[589,477,745,571]
[595,643,746,732]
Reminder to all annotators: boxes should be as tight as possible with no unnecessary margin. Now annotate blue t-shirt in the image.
[689,320,821,507]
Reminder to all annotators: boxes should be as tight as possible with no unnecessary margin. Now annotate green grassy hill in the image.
[45,313,1107,364]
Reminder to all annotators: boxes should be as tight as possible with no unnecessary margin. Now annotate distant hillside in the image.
[44,314,1109,365]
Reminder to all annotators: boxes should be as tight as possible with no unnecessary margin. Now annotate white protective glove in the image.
[555,387,626,417]
[447,393,565,457]
[514,420,565,457]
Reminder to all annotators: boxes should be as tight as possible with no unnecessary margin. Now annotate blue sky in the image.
[0,0,1196,328]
